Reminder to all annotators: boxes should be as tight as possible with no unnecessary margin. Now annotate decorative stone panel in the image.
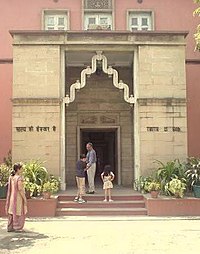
[84,0,112,9]
[78,114,119,125]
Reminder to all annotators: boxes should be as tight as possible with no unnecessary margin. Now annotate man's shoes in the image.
[86,191,95,194]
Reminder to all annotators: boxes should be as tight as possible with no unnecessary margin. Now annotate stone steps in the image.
[56,195,147,216]
[57,200,145,209]
[58,195,144,201]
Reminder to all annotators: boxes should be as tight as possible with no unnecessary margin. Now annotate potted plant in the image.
[185,157,200,198]
[24,178,41,199]
[0,164,10,198]
[165,178,186,198]
[42,180,59,199]
[134,176,153,194]
[154,159,186,195]
[146,181,161,198]
[23,160,48,197]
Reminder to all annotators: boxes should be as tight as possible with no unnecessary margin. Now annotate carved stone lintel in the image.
[100,116,117,124]
[80,116,98,124]
[64,52,135,106]
[79,114,119,125]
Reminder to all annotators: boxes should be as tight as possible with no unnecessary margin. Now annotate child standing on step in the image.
[74,154,87,204]
[101,165,115,202]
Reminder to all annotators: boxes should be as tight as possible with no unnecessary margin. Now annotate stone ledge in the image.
[0,197,58,217]
[138,98,186,106]
[9,30,188,46]
[145,196,200,216]
[12,98,61,105]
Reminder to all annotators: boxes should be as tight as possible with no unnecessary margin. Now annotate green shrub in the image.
[23,160,48,196]
[165,177,187,198]
[0,164,10,187]
[185,157,200,189]
[154,159,187,194]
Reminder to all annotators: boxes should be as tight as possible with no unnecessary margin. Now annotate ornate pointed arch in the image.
[64,51,135,105]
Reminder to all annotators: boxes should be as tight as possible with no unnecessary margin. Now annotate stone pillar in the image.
[12,44,61,176]
[137,45,187,175]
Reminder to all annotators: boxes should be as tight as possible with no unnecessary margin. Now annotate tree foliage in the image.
[194,0,200,50]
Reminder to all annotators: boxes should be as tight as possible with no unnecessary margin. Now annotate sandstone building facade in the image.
[0,0,199,189]
[11,30,187,188]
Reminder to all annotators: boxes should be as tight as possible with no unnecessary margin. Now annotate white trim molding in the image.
[64,51,135,105]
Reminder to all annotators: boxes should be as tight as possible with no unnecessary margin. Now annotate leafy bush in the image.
[47,175,60,192]
[0,164,10,187]
[154,159,187,194]
[146,181,161,192]
[134,176,153,193]
[165,177,187,198]
[23,160,48,196]
[43,181,59,194]
[185,157,200,189]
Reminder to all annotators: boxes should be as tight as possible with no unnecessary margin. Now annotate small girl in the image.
[101,165,115,202]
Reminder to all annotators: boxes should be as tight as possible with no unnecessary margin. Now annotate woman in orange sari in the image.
[5,163,27,232]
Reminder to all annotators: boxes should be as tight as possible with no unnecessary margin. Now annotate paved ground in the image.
[0,216,200,254]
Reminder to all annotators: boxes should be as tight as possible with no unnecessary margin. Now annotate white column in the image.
[133,49,140,181]
[60,102,66,190]
[60,47,66,190]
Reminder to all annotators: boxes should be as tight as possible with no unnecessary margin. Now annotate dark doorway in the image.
[80,129,118,185]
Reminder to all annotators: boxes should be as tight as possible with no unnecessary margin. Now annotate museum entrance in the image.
[64,51,134,187]
[80,128,119,185]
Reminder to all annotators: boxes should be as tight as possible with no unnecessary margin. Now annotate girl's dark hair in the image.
[11,163,22,176]
[103,165,111,176]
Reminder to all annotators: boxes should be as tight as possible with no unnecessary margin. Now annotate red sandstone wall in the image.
[0,0,199,161]
[115,0,199,60]
[0,0,81,162]
[0,64,12,162]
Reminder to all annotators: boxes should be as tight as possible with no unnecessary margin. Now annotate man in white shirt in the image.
[85,142,97,194]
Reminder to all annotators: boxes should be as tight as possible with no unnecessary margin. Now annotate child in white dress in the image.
[101,165,115,202]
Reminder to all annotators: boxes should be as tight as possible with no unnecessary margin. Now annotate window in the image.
[129,12,153,31]
[84,13,112,30]
[44,11,68,30]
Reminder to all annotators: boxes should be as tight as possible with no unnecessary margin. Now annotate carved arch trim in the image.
[64,51,135,105]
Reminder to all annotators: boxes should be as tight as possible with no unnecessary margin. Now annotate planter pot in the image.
[0,186,7,199]
[150,191,159,198]
[174,192,181,198]
[42,191,51,199]
[25,190,31,199]
[193,185,200,198]
[27,197,58,217]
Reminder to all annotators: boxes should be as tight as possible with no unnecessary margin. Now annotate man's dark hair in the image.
[87,142,93,147]
[80,154,86,159]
